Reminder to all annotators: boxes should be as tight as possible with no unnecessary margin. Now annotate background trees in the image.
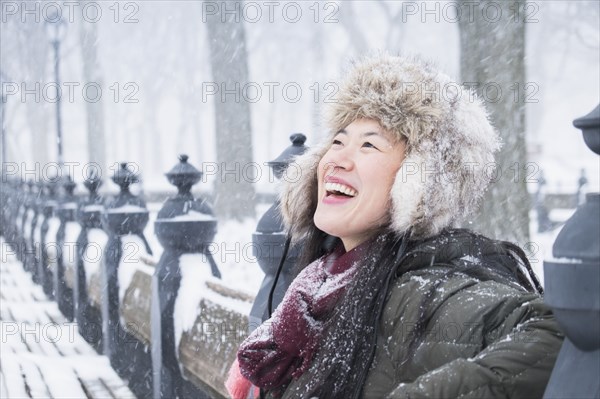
[458,0,529,243]
[204,0,255,220]
[1,1,598,244]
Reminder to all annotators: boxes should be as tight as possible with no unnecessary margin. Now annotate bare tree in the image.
[11,21,53,166]
[79,0,106,177]
[458,0,529,244]
[528,1,599,147]
[203,0,255,220]
[338,2,407,54]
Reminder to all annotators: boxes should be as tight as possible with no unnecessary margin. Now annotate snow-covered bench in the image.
[117,253,254,398]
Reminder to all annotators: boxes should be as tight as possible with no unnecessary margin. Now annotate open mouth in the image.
[324,182,358,198]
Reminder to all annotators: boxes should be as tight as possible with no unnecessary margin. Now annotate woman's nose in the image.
[323,146,355,172]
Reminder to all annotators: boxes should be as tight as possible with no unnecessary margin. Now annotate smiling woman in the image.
[227,53,563,399]
[315,119,407,251]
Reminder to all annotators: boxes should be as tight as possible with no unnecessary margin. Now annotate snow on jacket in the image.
[365,235,562,398]
[239,230,563,398]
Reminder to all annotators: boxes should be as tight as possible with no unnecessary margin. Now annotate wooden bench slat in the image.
[101,377,136,399]
[19,357,52,398]
[77,376,115,399]
[43,305,65,324]
[47,322,81,357]
[75,358,136,399]
[8,316,48,357]
[179,297,249,399]
[34,333,64,357]
[0,321,29,354]
[0,366,9,398]
[120,270,152,345]
[36,359,88,399]
[69,333,98,356]
[87,269,102,309]
[31,288,46,302]
[0,355,29,398]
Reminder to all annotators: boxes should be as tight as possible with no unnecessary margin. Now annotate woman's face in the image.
[314,118,407,251]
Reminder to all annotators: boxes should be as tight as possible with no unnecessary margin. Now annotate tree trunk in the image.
[16,22,52,166]
[79,1,107,179]
[459,0,530,245]
[204,0,255,220]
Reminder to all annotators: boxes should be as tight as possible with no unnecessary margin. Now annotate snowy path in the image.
[0,237,135,399]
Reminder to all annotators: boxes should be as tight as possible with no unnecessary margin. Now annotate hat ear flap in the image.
[390,152,425,236]
[452,94,498,146]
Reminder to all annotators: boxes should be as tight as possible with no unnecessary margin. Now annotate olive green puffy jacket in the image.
[362,239,563,398]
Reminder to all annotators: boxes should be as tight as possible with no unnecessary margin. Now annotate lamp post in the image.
[45,13,66,168]
[1,71,9,169]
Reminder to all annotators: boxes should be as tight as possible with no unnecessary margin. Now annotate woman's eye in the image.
[332,139,343,146]
[362,142,379,150]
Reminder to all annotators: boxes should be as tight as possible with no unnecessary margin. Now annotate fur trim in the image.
[280,54,500,240]
[279,143,328,240]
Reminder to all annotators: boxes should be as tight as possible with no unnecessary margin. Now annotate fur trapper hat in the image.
[280,53,500,240]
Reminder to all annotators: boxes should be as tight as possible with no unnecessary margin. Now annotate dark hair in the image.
[271,228,541,399]
[293,228,340,277]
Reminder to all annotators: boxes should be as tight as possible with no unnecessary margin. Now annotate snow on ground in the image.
[0,237,135,399]
[211,216,266,294]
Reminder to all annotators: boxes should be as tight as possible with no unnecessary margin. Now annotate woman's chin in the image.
[314,214,343,238]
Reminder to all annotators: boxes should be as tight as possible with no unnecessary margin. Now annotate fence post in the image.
[11,179,29,265]
[40,180,60,298]
[0,173,5,239]
[1,175,18,243]
[543,104,600,398]
[29,181,44,284]
[101,163,152,372]
[249,134,307,330]
[152,154,219,399]
[56,175,78,320]
[7,179,18,243]
[74,172,105,351]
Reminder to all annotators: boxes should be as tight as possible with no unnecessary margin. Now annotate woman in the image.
[227,54,563,398]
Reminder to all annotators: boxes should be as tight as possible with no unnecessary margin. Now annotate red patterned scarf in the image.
[226,242,368,398]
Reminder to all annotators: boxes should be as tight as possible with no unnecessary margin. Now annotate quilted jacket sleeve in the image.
[385,289,563,399]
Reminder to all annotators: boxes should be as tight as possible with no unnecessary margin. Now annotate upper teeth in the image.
[324,182,357,197]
